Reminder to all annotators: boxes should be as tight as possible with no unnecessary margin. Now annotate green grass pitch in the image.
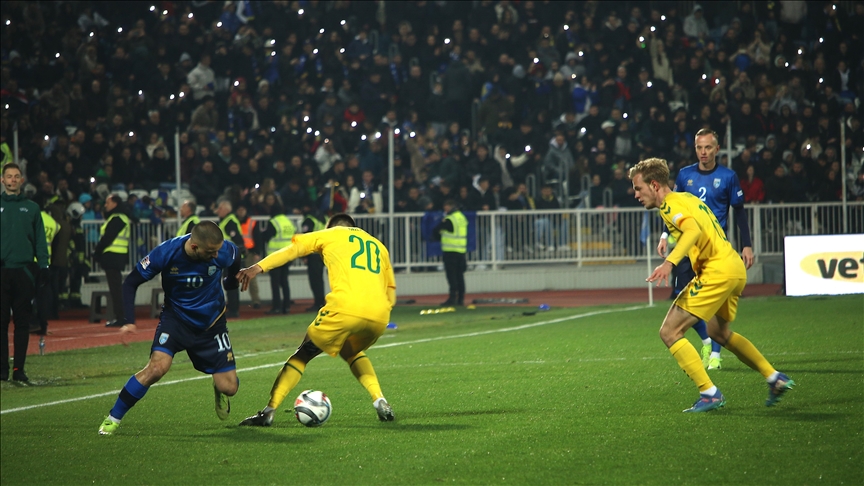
[2,295,862,485]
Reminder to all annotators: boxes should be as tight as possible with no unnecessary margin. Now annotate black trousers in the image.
[100,253,127,322]
[1,267,36,374]
[307,253,325,306]
[269,262,291,311]
[443,252,466,303]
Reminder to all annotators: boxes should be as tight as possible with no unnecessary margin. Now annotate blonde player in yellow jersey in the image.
[236,213,396,425]
[629,158,795,412]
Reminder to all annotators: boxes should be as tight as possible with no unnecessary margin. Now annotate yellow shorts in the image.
[306,307,388,357]
[674,274,746,323]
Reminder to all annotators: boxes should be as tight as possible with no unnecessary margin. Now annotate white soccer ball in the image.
[294,390,332,427]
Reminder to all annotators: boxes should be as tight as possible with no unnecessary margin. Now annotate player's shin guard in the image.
[268,358,305,409]
[348,352,384,401]
[109,376,149,420]
[723,332,776,379]
[669,339,714,393]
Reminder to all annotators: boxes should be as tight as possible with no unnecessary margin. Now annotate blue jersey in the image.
[137,235,239,329]
[674,163,744,232]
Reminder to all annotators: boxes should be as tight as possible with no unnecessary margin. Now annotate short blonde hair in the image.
[628,158,670,187]
[695,128,719,146]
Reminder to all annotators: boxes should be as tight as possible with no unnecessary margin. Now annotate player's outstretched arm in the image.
[647,260,674,287]
[236,264,263,292]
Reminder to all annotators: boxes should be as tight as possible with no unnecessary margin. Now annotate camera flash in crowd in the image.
[169,94,175,99]
[525,145,531,152]
[375,132,382,139]
[55,53,60,58]
[650,26,656,32]
[340,48,345,53]
[578,51,584,57]
[340,20,346,25]
[639,36,645,43]
[233,80,239,87]
[216,21,223,28]
[271,51,276,57]
[90,177,96,183]
[409,131,416,138]
[89,32,94,37]
[255,184,260,189]
[563,25,569,31]
[313,48,318,54]
[128,131,134,137]
[188,13,193,19]
[298,8,304,15]
[162,10,168,16]
[505,153,511,159]
[785,62,789,67]
[806,144,812,150]
[647,81,653,88]
[623,113,629,119]
[303,115,310,122]
[661,15,666,20]
[306,127,312,133]
[702,74,708,80]
[5,19,10,25]
[117,27,123,33]
[394,128,401,135]
[361,134,367,141]
[149,5,155,12]
[533,57,539,64]
[319,28,325,34]
[351,121,357,128]
[44,135,50,141]
[819,78,824,83]
[270,127,276,132]
[314,130,320,136]
[179,92,184,98]
[444,38,451,45]
[797,48,803,55]
[580,127,587,134]
[270,39,276,45]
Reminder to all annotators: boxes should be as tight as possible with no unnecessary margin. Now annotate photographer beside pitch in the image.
[235,213,397,426]
[630,158,794,412]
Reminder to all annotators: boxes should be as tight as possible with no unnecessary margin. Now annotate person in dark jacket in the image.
[93,194,136,327]
[1,164,50,382]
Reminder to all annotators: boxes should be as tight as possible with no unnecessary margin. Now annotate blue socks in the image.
[109,376,149,421]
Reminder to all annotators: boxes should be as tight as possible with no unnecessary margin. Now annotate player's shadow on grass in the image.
[343,423,474,431]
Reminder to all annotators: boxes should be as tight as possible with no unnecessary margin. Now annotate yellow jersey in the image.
[258,226,396,323]
[660,192,746,278]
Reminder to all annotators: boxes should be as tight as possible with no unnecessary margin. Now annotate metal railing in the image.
[80,202,864,275]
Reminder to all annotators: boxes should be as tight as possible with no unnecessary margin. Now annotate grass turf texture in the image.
[2,295,862,485]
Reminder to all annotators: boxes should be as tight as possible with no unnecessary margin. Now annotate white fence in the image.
[80,202,864,274]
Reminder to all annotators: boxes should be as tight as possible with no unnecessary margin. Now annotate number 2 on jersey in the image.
[349,234,381,274]
[697,187,707,201]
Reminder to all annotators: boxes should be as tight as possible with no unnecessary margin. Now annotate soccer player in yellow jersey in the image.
[629,158,795,412]
[236,213,397,425]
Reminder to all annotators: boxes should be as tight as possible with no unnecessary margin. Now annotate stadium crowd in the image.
[1,1,863,219]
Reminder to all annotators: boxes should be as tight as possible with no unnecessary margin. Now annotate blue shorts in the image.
[151,307,236,374]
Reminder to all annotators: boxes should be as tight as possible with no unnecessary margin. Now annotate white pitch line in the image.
[0,305,643,415]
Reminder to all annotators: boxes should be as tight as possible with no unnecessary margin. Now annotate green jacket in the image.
[0,192,50,269]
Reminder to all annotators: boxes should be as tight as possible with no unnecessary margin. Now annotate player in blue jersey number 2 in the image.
[658,128,754,371]
[98,222,242,435]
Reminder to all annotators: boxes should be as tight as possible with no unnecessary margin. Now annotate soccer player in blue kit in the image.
[657,128,755,371]
[98,222,242,435]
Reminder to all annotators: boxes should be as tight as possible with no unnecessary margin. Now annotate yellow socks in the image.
[348,353,384,401]
[268,358,306,409]
[669,339,714,393]
[724,332,776,379]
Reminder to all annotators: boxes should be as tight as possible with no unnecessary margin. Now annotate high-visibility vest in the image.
[267,214,296,254]
[176,215,200,237]
[305,214,326,232]
[41,211,60,258]
[218,214,241,241]
[100,213,131,254]
[240,218,256,250]
[441,210,468,253]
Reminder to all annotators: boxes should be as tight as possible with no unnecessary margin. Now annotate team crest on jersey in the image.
[208,265,217,276]
[686,179,693,186]
[713,178,721,188]
[140,256,150,269]
[170,266,179,274]
[159,333,169,345]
